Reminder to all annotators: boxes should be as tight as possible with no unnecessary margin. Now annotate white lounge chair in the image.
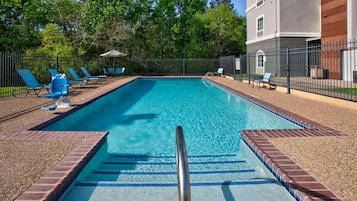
[204,68,224,76]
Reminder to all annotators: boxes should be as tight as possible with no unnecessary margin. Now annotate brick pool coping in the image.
[10,76,344,201]
[209,78,345,201]
[9,131,108,201]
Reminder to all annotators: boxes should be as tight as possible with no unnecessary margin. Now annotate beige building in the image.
[246,0,320,76]
[245,0,357,81]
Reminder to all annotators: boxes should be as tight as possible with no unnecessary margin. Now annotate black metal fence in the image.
[0,53,221,97]
[126,58,219,76]
[2,41,357,102]
[238,39,357,102]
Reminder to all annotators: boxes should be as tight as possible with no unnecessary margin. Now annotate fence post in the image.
[56,55,59,71]
[232,55,235,79]
[239,55,242,81]
[183,58,185,76]
[247,54,251,84]
[286,48,291,94]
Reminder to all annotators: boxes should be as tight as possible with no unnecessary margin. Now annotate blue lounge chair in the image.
[117,67,126,75]
[107,67,124,76]
[49,68,86,87]
[115,67,123,74]
[41,74,71,110]
[253,72,276,89]
[80,67,107,79]
[16,69,51,97]
[102,68,109,75]
[48,68,59,77]
[67,68,98,83]
[108,68,115,75]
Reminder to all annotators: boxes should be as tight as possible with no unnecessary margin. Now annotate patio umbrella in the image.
[100,50,127,68]
[100,50,127,57]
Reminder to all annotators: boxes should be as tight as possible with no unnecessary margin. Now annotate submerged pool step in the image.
[64,179,294,201]
[86,169,258,182]
[60,152,293,201]
[76,179,278,187]
[98,153,250,172]
[84,152,264,183]
[107,153,241,163]
[100,160,248,171]
[92,169,255,175]
[97,159,250,173]
[104,153,247,168]
[102,160,246,165]
[109,153,237,159]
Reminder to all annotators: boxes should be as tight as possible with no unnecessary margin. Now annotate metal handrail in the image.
[176,126,191,201]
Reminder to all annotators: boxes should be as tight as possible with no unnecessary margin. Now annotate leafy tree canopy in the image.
[196,4,246,57]
[26,23,74,57]
[1,0,246,58]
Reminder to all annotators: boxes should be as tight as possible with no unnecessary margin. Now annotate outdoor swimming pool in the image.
[44,78,302,201]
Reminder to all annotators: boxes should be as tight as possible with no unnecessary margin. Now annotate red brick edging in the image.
[241,130,342,201]
[11,131,108,201]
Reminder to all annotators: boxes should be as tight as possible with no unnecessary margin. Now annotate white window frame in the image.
[256,49,265,74]
[256,15,264,32]
[256,0,264,8]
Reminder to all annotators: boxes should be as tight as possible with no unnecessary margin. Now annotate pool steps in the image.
[101,160,247,165]
[75,179,277,187]
[87,169,258,183]
[60,153,295,201]
[67,182,292,201]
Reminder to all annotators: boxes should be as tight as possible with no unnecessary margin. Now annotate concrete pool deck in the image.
[0,76,356,201]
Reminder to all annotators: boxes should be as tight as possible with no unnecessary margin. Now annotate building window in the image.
[256,49,265,74]
[257,54,264,68]
[257,16,264,32]
[256,0,264,7]
[256,15,264,37]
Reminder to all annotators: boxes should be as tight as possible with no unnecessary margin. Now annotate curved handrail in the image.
[176,126,191,201]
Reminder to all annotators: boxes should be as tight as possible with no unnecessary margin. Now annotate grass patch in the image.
[327,88,357,95]
[0,86,27,97]
[235,73,264,79]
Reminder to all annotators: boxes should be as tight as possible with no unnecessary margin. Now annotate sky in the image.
[207,1,246,16]
[232,0,246,16]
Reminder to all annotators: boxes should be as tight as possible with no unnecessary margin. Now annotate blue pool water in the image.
[46,78,301,201]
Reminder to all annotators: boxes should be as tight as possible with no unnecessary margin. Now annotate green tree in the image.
[26,23,74,57]
[24,23,74,83]
[1,0,246,59]
[138,0,207,58]
[197,4,246,57]
[122,0,154,58]
[182,12,211,58]
[52,0,84,55]
[0,0,54,51]
[175,0,206,57]
[137,0,177,58]
[79,0,132,55]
